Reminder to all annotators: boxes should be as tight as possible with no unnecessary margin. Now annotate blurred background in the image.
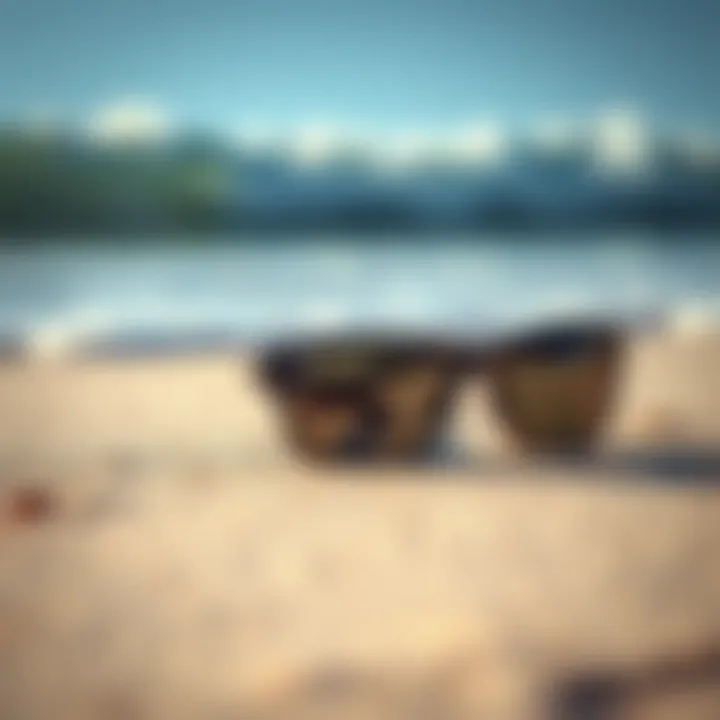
[1,6,720,719]
[0,0,719,351]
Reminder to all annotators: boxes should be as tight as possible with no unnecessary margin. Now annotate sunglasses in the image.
[256,321,624,463]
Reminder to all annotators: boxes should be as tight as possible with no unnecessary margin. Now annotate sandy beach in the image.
[1,328,719,719]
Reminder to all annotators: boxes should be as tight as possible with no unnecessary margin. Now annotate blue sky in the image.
[1,0,718,133]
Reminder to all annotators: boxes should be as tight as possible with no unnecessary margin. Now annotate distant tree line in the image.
[1,127,719,240]
[0,128,236,239]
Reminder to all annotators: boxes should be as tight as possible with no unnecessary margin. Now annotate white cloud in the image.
[87,99,172,143]
[231,115,579,170]
[444,122,507,165]
[290,123,348,166]
[233,110,720,175]
[365,129,437,170]
[592,107,649,173]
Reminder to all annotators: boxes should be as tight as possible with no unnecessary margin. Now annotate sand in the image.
[0,329,719,719]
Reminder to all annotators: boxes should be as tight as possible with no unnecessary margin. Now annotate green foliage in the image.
[0,128,235,237]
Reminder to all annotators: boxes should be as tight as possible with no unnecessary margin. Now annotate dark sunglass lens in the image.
[518,328,611,362]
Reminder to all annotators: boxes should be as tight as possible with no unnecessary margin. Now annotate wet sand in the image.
[0,330,719,719]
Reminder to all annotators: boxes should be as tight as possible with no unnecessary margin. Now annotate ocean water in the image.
[0,234,718,355]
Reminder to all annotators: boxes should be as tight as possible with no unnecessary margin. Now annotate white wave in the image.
[668,299,720,338]
[296,303,350,330]
[26,308,118,360]
[529,288,606,316]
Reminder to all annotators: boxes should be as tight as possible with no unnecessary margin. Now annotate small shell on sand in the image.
[4,483,58,525]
